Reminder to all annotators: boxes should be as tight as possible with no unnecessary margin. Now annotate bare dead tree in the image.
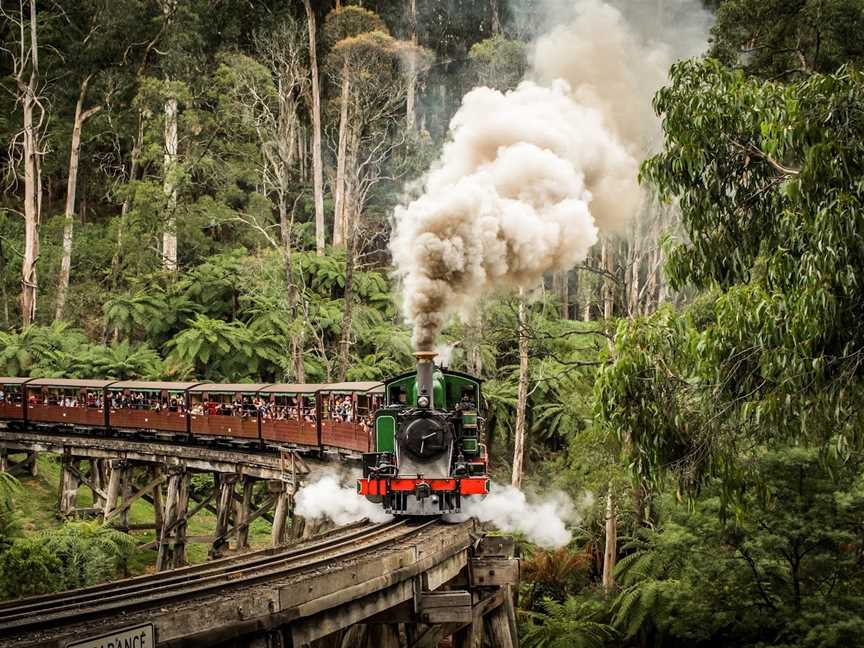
[331,36,421,380]
[159,0,178,272]
[2,0,45,325]
[301,0,326,256]
[55,74,102,320]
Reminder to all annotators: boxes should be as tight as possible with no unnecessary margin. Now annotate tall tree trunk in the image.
[298,125,307,181]
[511,290,529,489]
[602,488,617,594]
[303,0,326,257]
[336,209,358,382]
[0,239,9,326]
[602,237,614,320]
[601,236,618,592]
[111,112,144,290]
[490,0,502,35]
[18,0,41,327]
[162,96,179,271]
[332,66,350,248]
[645,207,666,314]
[405,0,418,130]
[438,82,448,137]
[626,205,644,317]
[55,77,101,321]
[553,270,569,320]
[280,191,306,384]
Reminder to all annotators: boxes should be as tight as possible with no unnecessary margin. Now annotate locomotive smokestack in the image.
[415,351,436,409]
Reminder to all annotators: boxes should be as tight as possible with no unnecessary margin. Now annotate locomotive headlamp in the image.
[417,395,430,408]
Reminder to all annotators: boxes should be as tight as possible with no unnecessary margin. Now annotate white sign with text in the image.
[66,623,155,648]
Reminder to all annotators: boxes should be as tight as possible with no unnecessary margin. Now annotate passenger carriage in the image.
[188,383,267,440]
[0,377,30,423]
[319,382,384,454]
[25,378,114,428]
[108,381,203,434]
[259,384,322,448]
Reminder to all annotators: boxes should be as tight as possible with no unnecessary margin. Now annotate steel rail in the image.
[0,518,440,635]
[0,519,375,615]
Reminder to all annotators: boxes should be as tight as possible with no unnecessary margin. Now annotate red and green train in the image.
[0,354,489,516]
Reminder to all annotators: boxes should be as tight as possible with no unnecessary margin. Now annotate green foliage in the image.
[710,0,864,78]
[0,536,63,600]
[522,596,616,648]
[176,250,245,320]
[0,473,21,550]
[0,522,135,600]
[0,323,86,376]
[103,291,168,341]
[166,314,280,381]
[322,6,388,50]
[601,61,864,493]
[467,35,527,91]
[603,448,864,647]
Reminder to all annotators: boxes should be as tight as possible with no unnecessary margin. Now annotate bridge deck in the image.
[0,427,325,480]
[0,519,516,648]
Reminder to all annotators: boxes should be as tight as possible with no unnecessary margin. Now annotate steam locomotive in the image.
[357,352,490,515]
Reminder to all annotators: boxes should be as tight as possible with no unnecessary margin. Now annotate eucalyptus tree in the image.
[597,60,864,497]
[323,9,431,380]
[54,0,145,321]
[3,0,43,325]
[301,0,326,256]
[322,6,387,249]
[466,34,526,91]
[710,0,864,78]
[215,17,311,380]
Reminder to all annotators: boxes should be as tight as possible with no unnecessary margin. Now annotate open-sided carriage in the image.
[0,377,384,455]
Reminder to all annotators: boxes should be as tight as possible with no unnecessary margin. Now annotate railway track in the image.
[0,517,440,637]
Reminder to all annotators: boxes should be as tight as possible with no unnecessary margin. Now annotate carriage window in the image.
[304,396,317,421]
[0,386,22,404]
[357,395,375,434]
[321,396,331,420]
[44,388,95,408]
[328,394,355,422]
[262,395,315,421]
[110,391,168,411]
[356,395,370,418]
[191,393,256,417]
[266,394,295,420]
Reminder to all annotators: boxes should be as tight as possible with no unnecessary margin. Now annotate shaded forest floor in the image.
[13,453,276,576]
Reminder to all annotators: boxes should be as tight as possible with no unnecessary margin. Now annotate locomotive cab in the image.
[358,353,489,515]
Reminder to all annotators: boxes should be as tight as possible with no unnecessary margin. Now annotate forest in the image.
[2,0,864,646]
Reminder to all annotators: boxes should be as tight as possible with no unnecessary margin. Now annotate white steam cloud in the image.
[434,342,456,367]
[455,483,580,549]
[295,474,393,525]
[391,0,710,350]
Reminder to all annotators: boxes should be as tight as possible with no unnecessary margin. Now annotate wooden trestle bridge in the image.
[0,428,520,648]
[0,427,317,569]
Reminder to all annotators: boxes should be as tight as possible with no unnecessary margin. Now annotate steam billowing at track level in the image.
[390,0,711,350]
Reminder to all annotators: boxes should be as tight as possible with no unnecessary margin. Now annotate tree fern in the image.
[522,596,616,648]
[611,578,680,639]
[0,473,21,548]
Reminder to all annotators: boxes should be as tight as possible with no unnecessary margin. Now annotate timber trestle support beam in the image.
[0,448,38,477]
[0,429,308,572]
